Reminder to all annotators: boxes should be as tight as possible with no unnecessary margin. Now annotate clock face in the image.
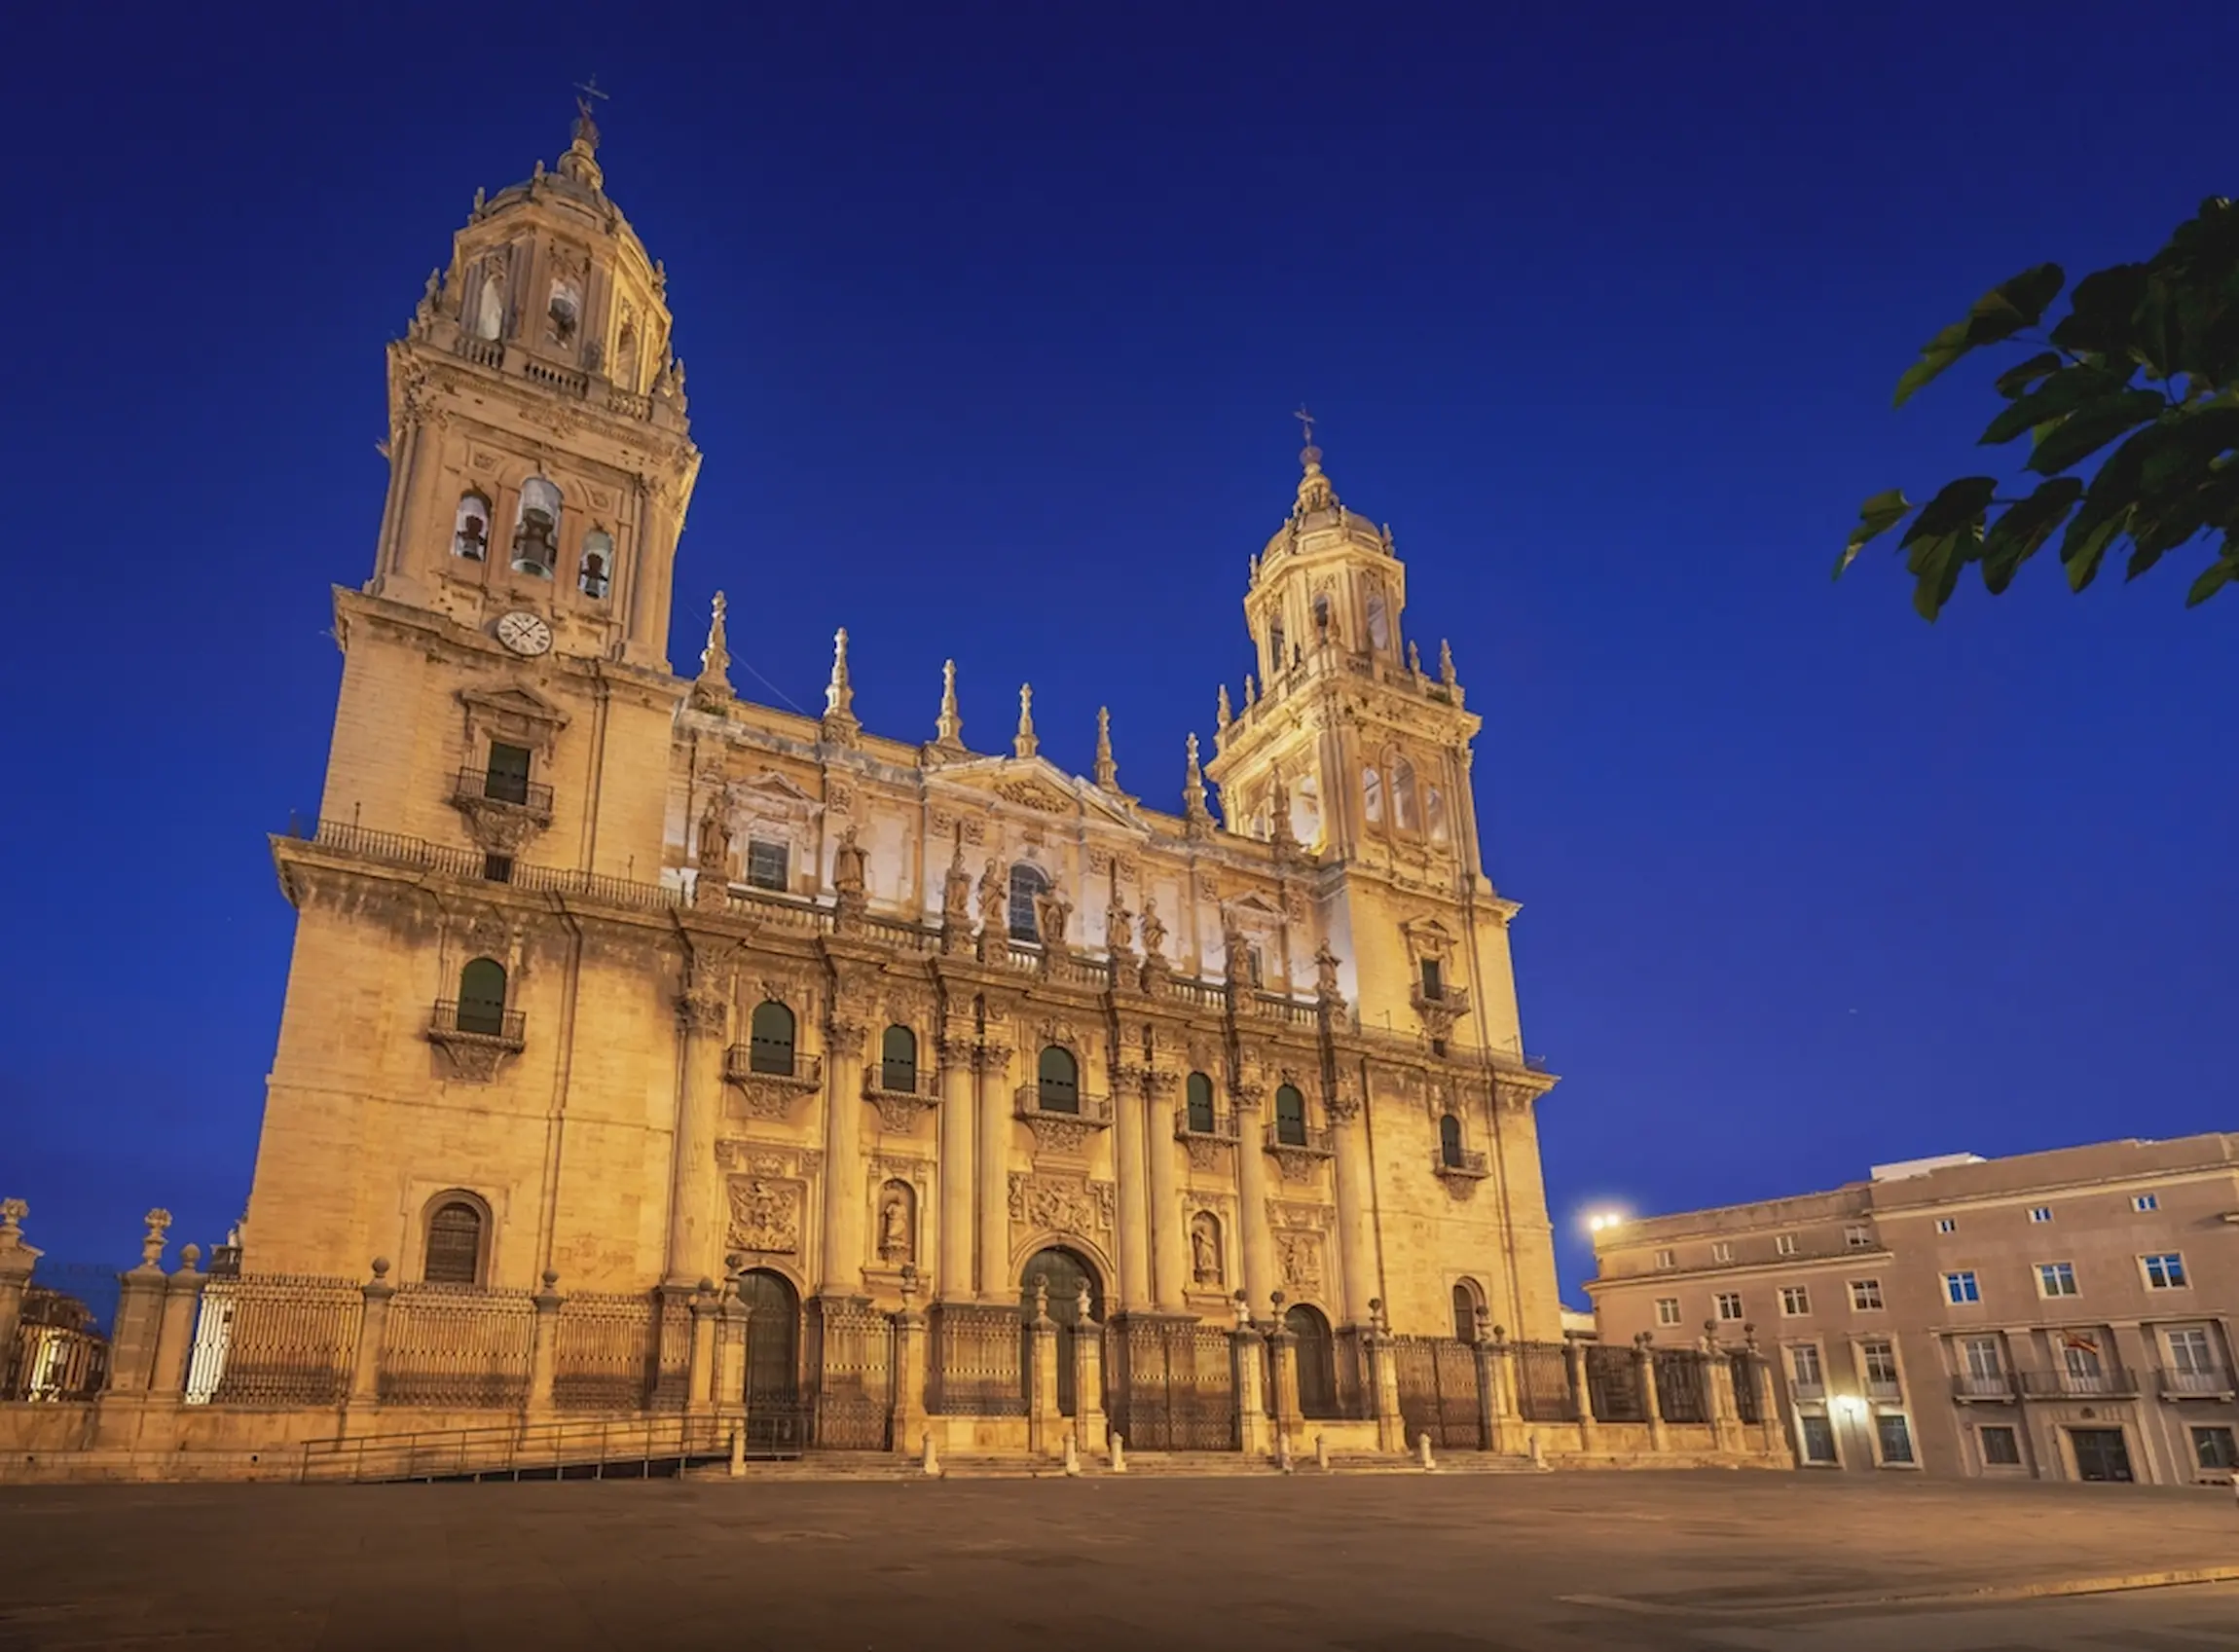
[496,610,553,656]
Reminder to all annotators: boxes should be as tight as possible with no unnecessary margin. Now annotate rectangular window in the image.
[1875,1413,1916,1465]
[1711,1241,1734,1265]
[1790,1343,1823,1386]
[1780,1285,1811,1316]
[1844,1224,1872,1249]
[1418,957,1443,1001]
[1654,1297,1681,1327]
[1944,1270,1981,1304]
[1775,1233,1798,1256]
[1849,1278,1884,1312]
[745,839,789,892]
[1714,1292,1743,1321]
[1860,1340,1899,1386]
[2166,1328,2215,1374]
[2028,1206,2053,1224]
[484,741,532,804]
[481,852,514,884]
[2062,1336,2103,1378]
[2143,1253,2189,1290]
[2133,1193,2159,1213]
[1980,1425,2022,1466]
[1963,1336,2002,1379]
[2194,1426,2238,1471]
[1936,1218,1957,1234]
[1798,1413,1838,1465]
[2036,1262,2078,1299]
[1654,1248,1675,1270]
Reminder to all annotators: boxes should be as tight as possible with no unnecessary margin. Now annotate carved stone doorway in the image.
[1019,1247,1103,1416]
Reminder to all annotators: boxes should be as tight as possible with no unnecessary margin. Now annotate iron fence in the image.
[1729,1352,1763,1423]
[1584,1344,1644,1422]
[1393,1335,1483,1449]
[1105,1319,1236,1450]
[378,1283,536,1408]
[199,1275,362,1408]
[1653,1348,1709,1424]
[928,1303,1026,1415]
[551,1292,657,1411]
[5,1289,107,1402]
[810,1301,894,1450]
[1512,1341,1577,1423]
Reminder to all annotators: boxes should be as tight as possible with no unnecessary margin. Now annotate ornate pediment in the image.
[931,757,1141,830]
[459,683,570,756]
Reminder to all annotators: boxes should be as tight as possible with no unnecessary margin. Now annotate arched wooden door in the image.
[738,1268,806,1453]
[1020,1247,1103,1415]
[1287,1303,1339,1418]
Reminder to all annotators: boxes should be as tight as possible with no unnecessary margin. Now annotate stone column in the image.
[686,1279,718,1412]
[349,1259,396,1407]
[1144,1070,1187,1311]
[1636,1340,1668,1454]
[716,1272,751,1418]
[1112,1065,1152,1310]
[817,1010,869,1300]
[667,982,731,1285]
[1266,1300,1303,1439]
[108,1210,173,1394]
[527,1269,564,1414]
[0,1199,42,1383]
[975,1042,1014,1301]
[1328,1088,1376,1328]
[889,1267,927,1454]
[1025,1282,1058,1453]
[1704,1339,1742,1454]
[1743,1335,1786,1461]
[1566,1338,1598,1455]
[936,1034,976,1302]
[1231,1304,1270,1456]
[1072,1286,1108,1452]
[1232,1075,1274,1315]
[1365,1304,1405,1453]
[1473,1317,1514,1454]
[149,1246,205,1399]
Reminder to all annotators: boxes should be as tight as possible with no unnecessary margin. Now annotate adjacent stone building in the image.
[1588,1134,2239,1486]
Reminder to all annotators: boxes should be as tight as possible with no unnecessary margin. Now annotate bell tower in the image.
[367,95,700,671]
[1206,427,1485,882]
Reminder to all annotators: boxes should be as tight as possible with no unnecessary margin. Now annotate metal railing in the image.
[1013,1087,1113,1124]
[1862,1377,1903,1402]
[725,1046,824,1087]
[1432,1147,1489,1177]
[452,767,554,817]
[1265,1122,1334,1156]
[1788,1377,1826,1401]
[300,1413,732,1484]
[1950,1373,2014,1401]
[430,1000,526,1045]
[2156,1366,2237,1399]
[2015,1366,2139,1399]
[285,819,680,912]
[1174,1106,1240,1141]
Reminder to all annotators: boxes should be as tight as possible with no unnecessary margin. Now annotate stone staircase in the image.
[687,1446,1540,1483]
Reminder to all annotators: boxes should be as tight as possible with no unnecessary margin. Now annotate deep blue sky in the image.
[5,3,2233,1304]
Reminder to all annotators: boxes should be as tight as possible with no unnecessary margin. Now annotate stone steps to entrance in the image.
[686,1448,1542,1483]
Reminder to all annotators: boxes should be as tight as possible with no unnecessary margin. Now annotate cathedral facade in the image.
[240,110,1568,1424]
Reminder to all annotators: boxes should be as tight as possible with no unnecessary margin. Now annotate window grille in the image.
[746,839,789,891]
[423,1201,484,1285]
[749,1001,796,1076]
[1273,1084,1307,1147]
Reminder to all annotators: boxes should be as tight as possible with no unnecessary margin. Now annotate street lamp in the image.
[1586,1210,1626,1234]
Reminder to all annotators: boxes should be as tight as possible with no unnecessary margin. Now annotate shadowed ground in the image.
[3,1470,2236,1650]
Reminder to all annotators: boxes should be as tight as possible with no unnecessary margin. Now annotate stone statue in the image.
[1034,890,1072,951]
[941,839,973,930]
[977,858,1007,936]
[879,1189,912,1263]
[831,825,866,899]
[1191,1218,1220,1285]
[1140,898,1166,961]
[696,798,730,876]
[1314,940,1341,1002]
[1106,900,1133,956]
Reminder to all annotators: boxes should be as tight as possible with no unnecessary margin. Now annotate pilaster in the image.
[528,1269,565,1413]
[936,1032,976,1303]
[1143,1069,1187,1311]
[974,1040,1014,1301]
[817,1005,869,1299]
[149,1247,206,1399]
[667,978,730,1285]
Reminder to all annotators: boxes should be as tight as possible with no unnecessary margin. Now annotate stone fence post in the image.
[1635,1337,1668,1454]
[1565,1337,1598,1456]
[1266,1307,1302,1442]
[1474,1313,1520,1454]
[0,1199,41,1390]
[528,1270,565,1413]
[1025,1282,1058,1454]
[686,1278,719,1413]
[1230,1295,1269,1456]
[109,1210,173,1394]
[888,1267,925,1452]
[349,1259,395,1406]
[1071,1287,1107,1453]
[149,1246,205,1399]
[1365,1300,1405,1453]
[1704,1334,1742,1453]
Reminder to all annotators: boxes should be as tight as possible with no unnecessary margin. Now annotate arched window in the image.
[473,272,505,342]
[1365,586,1391,651]
[1439,1113,1465,1168]
[456,957,507,1036]
[1362,764,1383,826]
[1273,1083,1307,1147]
[1425,785,1449,844]
[1312,594,1333,640]
[1451,1278,1485,1341]
[880,1025,917,1094]
[1037,1046,1080,1114]
[1008,863,1049,942]
[613,314,641,390]
[452,493,492,562]
[513,478,561,577]
[578,528,613,598]
[1185,1071,1216,1134]
[422,1197,485,1285]
[1268,617,1287,671]
[749,1001,796,1076]
[1392,755,1418,831]
[546,277,581,348]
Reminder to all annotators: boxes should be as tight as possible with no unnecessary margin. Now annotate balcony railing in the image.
[1432,1148,1489,1179]
[863,1063,936,1101]
[723,1046,824,1088]
[1862,1377,1903,1403]
[2155,1367,2237,1401]
[1265,1122,1334,1156]
[2015,1366,2139,1399]
[1013,1087,1113,1125]
[1950,1373,2014,1402]
[1789,1377,1826,1401]
[1174,1107,1240,1142]
[429,1000,525,1046]
[452,768,554,820]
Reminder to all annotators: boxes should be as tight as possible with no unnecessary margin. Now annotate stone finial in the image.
[1232,1290,1252,1331]
[1031,1278,1049,1323]
[1093,707,1120,792]
[139,1209,172,1269]
[0,1199,23,1241]
[1407,640,1422,677]
[179,1243,202,1271]
[820,628,861,745]
[1243,674,1257,707]
[1439,639,1456,686]
[1013,684,1038,760]
[899,1263,920,1311]
[1216,684,1232,731]
[1182,733,1214,838]
[1267,765,1299,851]
[371,1257,391,1280]
[1076,1281,1093,1327]
[694,591,733,701]
[933,659,965,752]
[1293,409,1338,514]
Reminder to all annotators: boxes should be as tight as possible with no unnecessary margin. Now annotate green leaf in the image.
[1992,350,2066,399]
[2185,558,2237,606]
[1979,478,2084,593]
[1898,478,1997,619]
[2059,505,2132,592]
[1979,364,2130,446]
[1893,263,2066,407]
[2027,390,2167,474]
[1835,488,1912,578]
[1902,475,1999,541]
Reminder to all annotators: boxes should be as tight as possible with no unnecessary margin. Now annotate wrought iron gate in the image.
[1104,1318,1236,1450]
[1393,1336,1483,1449]
[1652,1349,1708,1423]
[810,1301,893,1450]
[1584,1344,1644,1421]
[1512,1340,1577,1423]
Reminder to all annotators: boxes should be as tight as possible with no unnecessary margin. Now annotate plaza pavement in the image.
[2,1469,2236,1650]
